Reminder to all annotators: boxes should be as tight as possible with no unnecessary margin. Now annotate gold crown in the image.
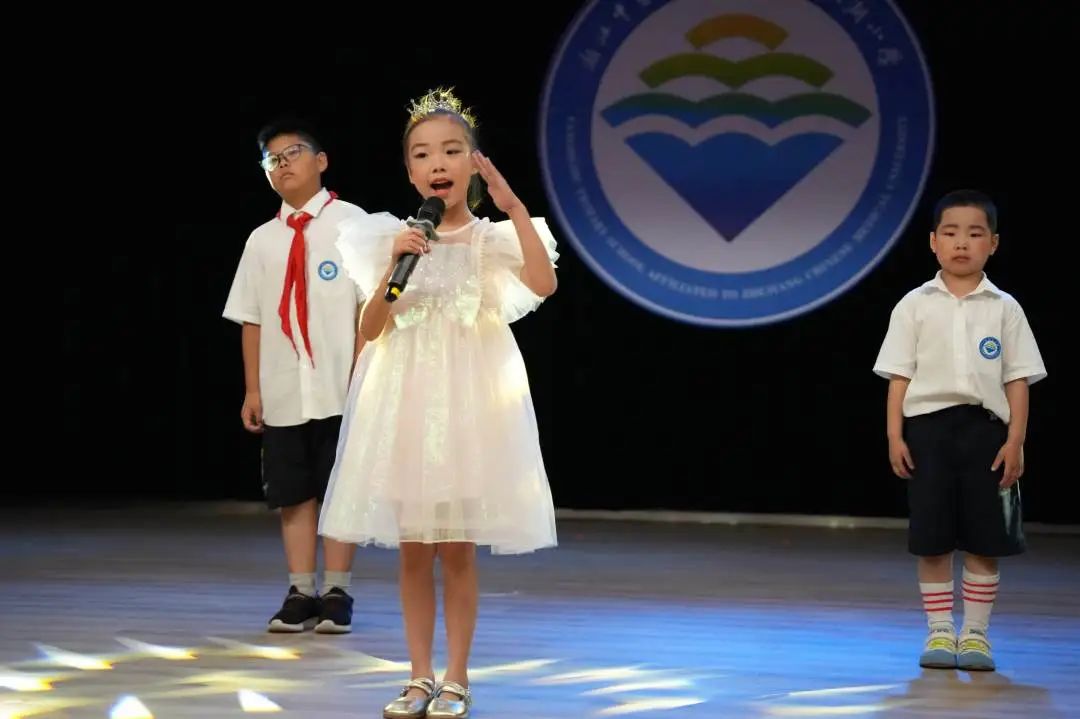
[407,87,477,128]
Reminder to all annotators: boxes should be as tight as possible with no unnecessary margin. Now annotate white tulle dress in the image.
[317,212,559,555]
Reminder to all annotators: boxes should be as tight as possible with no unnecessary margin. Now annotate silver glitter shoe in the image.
[383,677,437,719]
[426,681,472,718]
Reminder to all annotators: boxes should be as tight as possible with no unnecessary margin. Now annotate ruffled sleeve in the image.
[480,217,559,323]
[335,212,404,301]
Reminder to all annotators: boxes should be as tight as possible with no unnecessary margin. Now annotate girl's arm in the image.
[507,204,557,297]
[472,150,557,297]
[360,227,429,341]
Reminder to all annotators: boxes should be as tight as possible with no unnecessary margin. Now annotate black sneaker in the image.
[267,586,320,633]
[315,587,353,634]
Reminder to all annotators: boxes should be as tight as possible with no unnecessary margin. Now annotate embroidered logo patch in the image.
[979,336,1001,359]
[318,260,338,281]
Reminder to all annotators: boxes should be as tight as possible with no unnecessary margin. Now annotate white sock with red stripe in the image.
[961,568,999,635]
[920,580,955,630]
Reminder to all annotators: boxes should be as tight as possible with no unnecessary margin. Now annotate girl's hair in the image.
[403,87,486,211]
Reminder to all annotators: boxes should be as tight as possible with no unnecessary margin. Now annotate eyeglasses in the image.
[259,143,313,172]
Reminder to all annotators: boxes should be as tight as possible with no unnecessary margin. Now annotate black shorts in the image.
[260,416,343,509]
[903,404,1024,557]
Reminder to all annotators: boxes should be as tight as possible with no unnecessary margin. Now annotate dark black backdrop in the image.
[59,2,1074,522]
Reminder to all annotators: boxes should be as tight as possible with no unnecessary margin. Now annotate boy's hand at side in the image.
[992,441,1024,488]
[242,391,264,433]
[889,437,915,479]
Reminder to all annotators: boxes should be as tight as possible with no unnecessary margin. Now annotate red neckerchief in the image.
[276,191,337,366]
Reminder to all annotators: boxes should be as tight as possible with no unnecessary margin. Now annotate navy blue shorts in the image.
[903,405,1024,557]
[260,416,342,509]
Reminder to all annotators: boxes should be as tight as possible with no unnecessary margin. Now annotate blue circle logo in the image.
[979,336,1001,360]
[318,260,338,281]
[539,0,935,326]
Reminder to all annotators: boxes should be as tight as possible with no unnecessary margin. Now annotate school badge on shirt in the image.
[318,260,339,281]
[979,336,1001,360]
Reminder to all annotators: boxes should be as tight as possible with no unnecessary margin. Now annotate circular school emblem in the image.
[539,0,935,326]
[318,260,338,281]
[979,336,1001,360]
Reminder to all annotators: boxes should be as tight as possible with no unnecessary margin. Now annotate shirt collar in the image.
[921,270,1002,298]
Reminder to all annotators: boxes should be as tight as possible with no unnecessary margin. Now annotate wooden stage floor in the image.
[2,505,1077,718]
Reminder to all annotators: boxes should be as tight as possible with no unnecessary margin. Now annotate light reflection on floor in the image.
[4,634,1074,718]
[3,509,1076,717]
[3,639,719,718]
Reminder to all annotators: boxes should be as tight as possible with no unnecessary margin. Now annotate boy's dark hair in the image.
[257,117,324,155]
[933,189,998,233]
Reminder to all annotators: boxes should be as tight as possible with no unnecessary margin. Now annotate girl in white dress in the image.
[318,88,558,719]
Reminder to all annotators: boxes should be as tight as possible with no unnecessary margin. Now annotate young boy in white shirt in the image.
[873,189,1047,671]
[224,118,367,633]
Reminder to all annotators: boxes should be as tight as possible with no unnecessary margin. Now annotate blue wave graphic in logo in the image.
[601,92,871,130]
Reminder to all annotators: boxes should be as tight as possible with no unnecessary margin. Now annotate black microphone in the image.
[385,196,446,302]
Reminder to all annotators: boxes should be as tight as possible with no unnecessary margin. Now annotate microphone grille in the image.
[418,196,446,224]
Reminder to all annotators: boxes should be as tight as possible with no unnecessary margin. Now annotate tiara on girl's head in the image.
[407,87,477,128]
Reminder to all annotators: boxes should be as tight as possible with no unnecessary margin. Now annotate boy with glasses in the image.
[223,118,368,633]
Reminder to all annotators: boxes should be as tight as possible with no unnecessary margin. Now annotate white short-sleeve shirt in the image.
[223,188,367,427]
[873,271,1046,423]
